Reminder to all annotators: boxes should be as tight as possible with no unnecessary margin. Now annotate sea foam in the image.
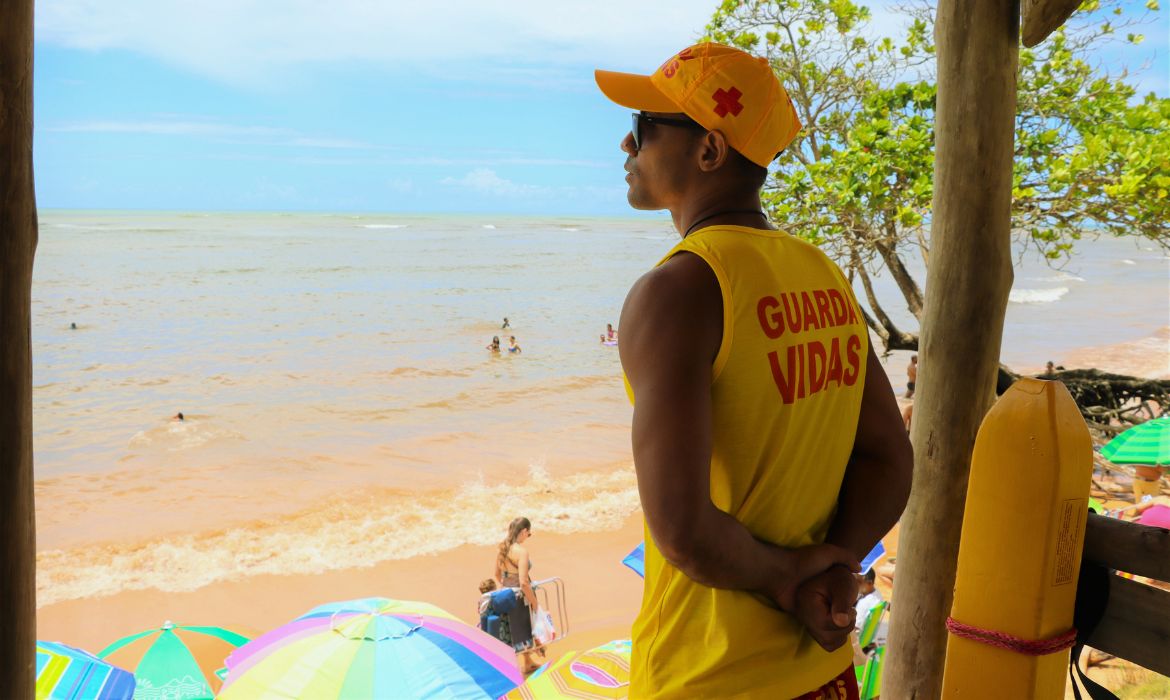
[36,463,639,606]
[1009,287,1069,304]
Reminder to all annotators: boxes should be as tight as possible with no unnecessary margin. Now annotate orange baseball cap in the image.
[595,42,801,167]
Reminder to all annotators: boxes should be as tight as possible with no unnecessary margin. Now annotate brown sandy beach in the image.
[37,512,647,663]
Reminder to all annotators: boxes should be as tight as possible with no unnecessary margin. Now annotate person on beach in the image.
[495,516,544,674]
[852,569,887,655]
[905,355,918,398]
[508,336,522,354]
[596,42,913,698]
[487,336,501,353]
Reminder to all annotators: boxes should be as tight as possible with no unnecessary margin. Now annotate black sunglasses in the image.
[630,112,706,150]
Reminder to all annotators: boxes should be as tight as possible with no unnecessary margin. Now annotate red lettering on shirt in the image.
[767,347,799,404]
[800,292,820,332]
[843,334,862,385]
[813,290,833,329]
[757,296,783,339]
[782,292,801,334]
[827,289,849,326]
[826,337,844,387]
[807,340,828,394]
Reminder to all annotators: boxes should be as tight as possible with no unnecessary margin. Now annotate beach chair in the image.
[853,600,887,695]
[478,577,571,656]
[858,644,885,700]
[857,600,887,650]
[529,577,569,650]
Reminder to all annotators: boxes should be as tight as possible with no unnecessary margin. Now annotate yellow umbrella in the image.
[505,639,630,699]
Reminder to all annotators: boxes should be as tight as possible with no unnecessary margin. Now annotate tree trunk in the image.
[874,232,924,320]
[0,0,38,694]
[883,2,1019,698]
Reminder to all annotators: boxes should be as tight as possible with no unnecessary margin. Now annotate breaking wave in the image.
[1009,287,1069,304]
[37,463,639,606]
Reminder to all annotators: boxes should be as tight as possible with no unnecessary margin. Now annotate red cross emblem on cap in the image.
[713,87,744,117]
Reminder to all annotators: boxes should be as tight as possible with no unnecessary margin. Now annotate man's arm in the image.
[619,253,856,610]
[825,345,914,560]
[792,345,913,651]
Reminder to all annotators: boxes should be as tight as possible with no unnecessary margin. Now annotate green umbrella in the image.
[1100,416,1170,466]
[98,621,252,699]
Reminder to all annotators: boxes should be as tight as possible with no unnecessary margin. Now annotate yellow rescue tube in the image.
[942,378,1093,699]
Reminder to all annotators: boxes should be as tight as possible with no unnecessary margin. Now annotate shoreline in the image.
[37,511,647,660]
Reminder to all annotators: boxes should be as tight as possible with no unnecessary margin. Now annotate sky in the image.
[33,0,1169,215]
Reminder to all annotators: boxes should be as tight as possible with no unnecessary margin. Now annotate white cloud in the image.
[35,0,724,86]
[44,118,379,149]
[45,120,294,138]
[440,168,541,197]
[386,178,415,194]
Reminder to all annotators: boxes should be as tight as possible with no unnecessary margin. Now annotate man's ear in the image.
[696,130,731,173]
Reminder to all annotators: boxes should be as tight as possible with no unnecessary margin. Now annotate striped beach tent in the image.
[36,641,135,700]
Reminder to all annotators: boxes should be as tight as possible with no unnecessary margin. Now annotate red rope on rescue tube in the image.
[946,617,1077,656]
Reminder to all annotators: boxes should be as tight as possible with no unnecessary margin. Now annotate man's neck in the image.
[672,194,773,238]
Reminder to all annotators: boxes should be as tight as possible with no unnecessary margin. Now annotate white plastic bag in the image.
[530,605,557,646]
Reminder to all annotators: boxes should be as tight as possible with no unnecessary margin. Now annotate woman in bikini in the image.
[495,516,544,673]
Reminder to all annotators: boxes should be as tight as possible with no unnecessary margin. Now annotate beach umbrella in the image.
[98,621,252,699]
[218,597,523,699]
[504,639,631,699]
[621,543,645,578]
[1100,417,1170,466]
[36,641,136,700]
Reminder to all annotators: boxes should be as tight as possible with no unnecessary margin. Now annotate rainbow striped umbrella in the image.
[504,639,631,699]
[1101,416,1170,465]
[36,641,136,700]
[98,621,252,699]
[218,597,523,699]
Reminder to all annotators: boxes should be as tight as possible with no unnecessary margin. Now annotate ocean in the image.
[31,210,1169,606]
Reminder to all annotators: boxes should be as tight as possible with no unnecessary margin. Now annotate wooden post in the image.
[0,0,39,694]
[1022,0,1082,47]
[883,1,1020,698]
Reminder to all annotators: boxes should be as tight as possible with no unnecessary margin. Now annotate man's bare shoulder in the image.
[621,252,722,368]
[625,252,718,314]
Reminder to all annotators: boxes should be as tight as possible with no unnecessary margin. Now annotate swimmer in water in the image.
[172,412,184,422]
[487,336,501,353]
[502,317,511,330]
[508,336,522,354]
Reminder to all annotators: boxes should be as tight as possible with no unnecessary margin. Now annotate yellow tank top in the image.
[628,225,868,699]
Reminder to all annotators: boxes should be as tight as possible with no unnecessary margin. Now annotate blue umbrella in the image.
[622,543,645,578]
[37,640,136,700]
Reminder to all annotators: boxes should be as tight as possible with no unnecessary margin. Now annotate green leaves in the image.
[704,0,1168,347]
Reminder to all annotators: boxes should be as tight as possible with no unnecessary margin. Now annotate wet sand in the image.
[37,512,646,661]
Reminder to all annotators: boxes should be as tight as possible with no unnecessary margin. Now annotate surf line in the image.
[756,288,864,404]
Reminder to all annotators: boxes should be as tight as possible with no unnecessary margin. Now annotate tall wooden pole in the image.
[0,0,39,693]
[883,1,1019,698]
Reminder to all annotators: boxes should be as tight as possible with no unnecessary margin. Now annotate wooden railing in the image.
[1080,514,1170,676]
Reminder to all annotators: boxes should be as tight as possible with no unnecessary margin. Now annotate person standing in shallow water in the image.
[486,336,501,353]
[595,42,912,699]
[495,517,543,673]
